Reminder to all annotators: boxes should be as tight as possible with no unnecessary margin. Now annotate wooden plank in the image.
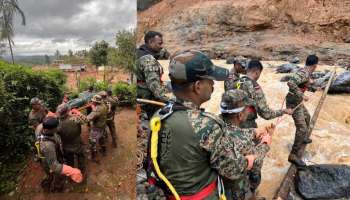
[274,69,337,199]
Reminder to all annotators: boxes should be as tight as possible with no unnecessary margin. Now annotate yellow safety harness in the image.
[149,104,226,200]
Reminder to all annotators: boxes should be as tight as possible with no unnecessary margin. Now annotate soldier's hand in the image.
[282,108,293,115]
[245,154,256,170]
[265,123,276,135]
[303,96,309,102]
[260,133,272,146]
[254,127,267,139]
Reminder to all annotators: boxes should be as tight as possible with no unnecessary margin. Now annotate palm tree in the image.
[0,0,25,64]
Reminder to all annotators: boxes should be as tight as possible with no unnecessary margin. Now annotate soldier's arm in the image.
[200,121,248,180]
[41,143,63,174]
[287,73,307,99]
[87,108,100,122]
[143,58,169,102]
[254,87,283,119]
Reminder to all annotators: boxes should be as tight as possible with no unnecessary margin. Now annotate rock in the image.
[290,57,300,64]
[344,37,350,43]
[276,63,299,73]
[226,57,236,64]
[329,71,350,93]
[296,164,350,199]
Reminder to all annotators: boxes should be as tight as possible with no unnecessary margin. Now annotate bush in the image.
[0,60,65,194]
[112,81,136,105]
[78,77,109,92]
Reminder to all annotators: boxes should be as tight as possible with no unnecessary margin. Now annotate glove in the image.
[61,164,83,183]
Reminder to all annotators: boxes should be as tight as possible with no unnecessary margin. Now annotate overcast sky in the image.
[6,0,136,56]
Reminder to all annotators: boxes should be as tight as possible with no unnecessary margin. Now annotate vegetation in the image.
[89,40,109,70]
[0,0,26,64]
[0,60,65,194]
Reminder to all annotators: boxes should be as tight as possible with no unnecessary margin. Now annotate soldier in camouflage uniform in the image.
[38,116,82,192]
[98,90,118,148]
[28,97,48,131]
[150,50,257,199]
[286,55,318,167]
[56,104,87,178]
[224,56,248,91]
[220,89,273,200]
[136,31,169,119]
[86,94,108,163]
[236,59,292,192]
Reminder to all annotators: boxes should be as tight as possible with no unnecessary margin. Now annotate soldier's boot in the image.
[112,139,117,148]
[303,138,312,144]
[91,151,100,164]
[288,153,306,167]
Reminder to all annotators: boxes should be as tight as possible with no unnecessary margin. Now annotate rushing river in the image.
[159,60,350,199]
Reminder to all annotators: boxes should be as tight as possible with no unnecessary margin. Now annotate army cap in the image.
[91,94,102,103]
[234,56,248,69]
[220,89,249,114]
[56,103,69,116]
[169,50,229,84]
[30,97,43,105]
[97,91,107,98]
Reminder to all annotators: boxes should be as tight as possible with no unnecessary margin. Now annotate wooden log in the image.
[274,69,337,199]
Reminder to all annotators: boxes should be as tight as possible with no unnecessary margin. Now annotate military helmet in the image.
[97,91,107,98]
[30,97,42,105]
[220,89,249,114]
[91,94,102,103]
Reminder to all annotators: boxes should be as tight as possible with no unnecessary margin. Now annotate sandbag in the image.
[296,164,350,199]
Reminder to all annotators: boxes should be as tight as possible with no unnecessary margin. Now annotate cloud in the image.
[7,0,136,55]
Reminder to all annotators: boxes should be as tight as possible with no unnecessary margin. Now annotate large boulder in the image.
[329,71,350,93]
[296,164,350,199]
[276,63,300,73]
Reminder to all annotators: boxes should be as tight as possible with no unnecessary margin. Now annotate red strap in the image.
[168,180,217,200]
[247,106,256,113]
[299,86,307,93]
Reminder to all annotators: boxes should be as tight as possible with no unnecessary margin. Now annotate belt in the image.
[168,180,217,200]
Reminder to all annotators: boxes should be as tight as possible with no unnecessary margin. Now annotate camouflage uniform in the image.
[105,96,118,147]
[238,76,283,128]
[155,99,247,198]
[286,68,311,156]
[87,99,108,158]
[28,107,47,130]
[57,112,87,175]
[136,44,169,119]
[224,72,241,92]
[220,89,270,199]
[38,130,65,192]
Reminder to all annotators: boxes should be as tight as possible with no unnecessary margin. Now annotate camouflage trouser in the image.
[106,120,117,142]
[89,127,106,153]
[291,104,310,154]
[63,147,86,174]
[41,172,65,192]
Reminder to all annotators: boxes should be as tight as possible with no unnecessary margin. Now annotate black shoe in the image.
[288,154,306,167]
[303,138,312,144]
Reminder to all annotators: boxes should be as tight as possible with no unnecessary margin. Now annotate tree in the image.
[89,40,109,70]
[44,54,50,65]
[68,49,73,57]
[55,49,61,60]
[0,0,26,64]
[108,29,136,81]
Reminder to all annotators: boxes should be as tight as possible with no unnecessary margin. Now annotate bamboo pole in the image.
[274,69,336,199]
[136,98,166,106]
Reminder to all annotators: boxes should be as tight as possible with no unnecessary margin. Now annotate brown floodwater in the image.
[159,60,350,199]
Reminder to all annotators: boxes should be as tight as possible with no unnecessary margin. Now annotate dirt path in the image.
[6,108,136,200]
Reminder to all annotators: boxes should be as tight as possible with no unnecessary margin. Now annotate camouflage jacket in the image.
[58,114,87,152]
[136,45,168,102]
[38,132,64,175]
[155,98,247,196]
[223,121,270,166]
[239,76,283,120]
[28,107,48,128]
[224,72,240,91]
[286,68,310,107]
[105,96,118,120]
[87,104,107,129]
